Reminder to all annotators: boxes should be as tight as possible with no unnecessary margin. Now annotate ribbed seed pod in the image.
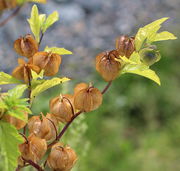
[28,113,58,141]
[50,94,74,123]
[32,52,62,76]
[14,34,38,58]
[2,112,28,130]
[96,50,121,82]
[12,58,40,83]
[47,143,78,171]
[0,0,17,10]
[19,134,47,163]
[74,83,103,112]
[115,35,135,58]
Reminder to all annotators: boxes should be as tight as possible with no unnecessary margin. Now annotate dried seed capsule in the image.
[12,58,40,83]
[14,34,38,58]
[74,83,103,112]
[139,47,161,66]
[28,113,58,141]
[0,0,17,10]
[32,52,62,76]
[19,134,47,163]
[47,143,78,171]
[2,112,28,130]
[96,50,121,82]
[50,94,74,123]
[115,35,135,58]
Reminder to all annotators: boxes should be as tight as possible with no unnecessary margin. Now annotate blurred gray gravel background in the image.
[0,0,179,80]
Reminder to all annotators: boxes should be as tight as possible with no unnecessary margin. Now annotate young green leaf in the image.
[31,77,70,98]
[135,17,169,51]
[0,121,23,171]
[154,31,177,41]
[31,70,44,80]
[28,0,46,3]
[16,0,26,5]
[0,72,21,85]
[44,46,73,55]
[28,5,41,42]
[42,11,59,33]
[8,85,27,99]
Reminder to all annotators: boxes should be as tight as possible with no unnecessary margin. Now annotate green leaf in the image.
[31,70,44,80]
[8,85,27,99]
[42,11,59,33]
[44,46,73,55]
[0,121,23,171]
[154,31,177,41]
[39,14,46,28]
[122,64,161,85]
[28,5,41,42]
[31,77,70,98]
[0,72,21,85]
[135,17,169,51]
[16,0,26,5]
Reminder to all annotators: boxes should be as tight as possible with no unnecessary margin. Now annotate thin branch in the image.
[22,158,44,171]
[48,111,82,148]
[39,33,44,46]
[0,6,22,27]
[101,81,112,94]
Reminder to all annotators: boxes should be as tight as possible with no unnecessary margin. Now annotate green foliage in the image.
[0,85,31,121]
[45,46,73,55]
[117,53,161,85]
[0,72,21,85]
[31,77,70,99]
[17,0,46,5]
[28,5,59,42]
[0,121,23,171]
[135,17,177,51]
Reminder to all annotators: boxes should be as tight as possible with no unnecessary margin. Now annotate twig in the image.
[22,158,44,171]
[39,33,44,46]
[0,6,22,27]
[101,81,112,94]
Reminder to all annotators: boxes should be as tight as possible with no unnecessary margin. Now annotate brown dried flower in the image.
[12,58,40,83]
[32,52,62,76]
[14,34,38,58]
[96,50,121,82]
[50,94,74,123]
[2,112,28,130]
[74,83,103,112]
[19,134,47,163]
[115,35,135,58]
[0,0,17,10]
[28,113,58,141]
[47,143,78,171]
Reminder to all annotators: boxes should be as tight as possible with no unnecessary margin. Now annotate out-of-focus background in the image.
[0,0,180,170]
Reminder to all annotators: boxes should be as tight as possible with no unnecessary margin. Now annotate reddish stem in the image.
[101,81,112,94]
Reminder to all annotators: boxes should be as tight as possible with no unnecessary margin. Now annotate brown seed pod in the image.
[115,35,135,58]
[32,52,62,76]
[47,143,78,171]
[19,134,47,163]
[0,0,17,10]
[96,50,121,82]
[14,34,38,58]
[12,58,40,83]
[74,83,103,112]
[28,113,58,141]
[2,112,28,130]
[50,94,74,123]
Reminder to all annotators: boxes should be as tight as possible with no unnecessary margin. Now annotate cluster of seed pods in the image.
[0,33,161,170]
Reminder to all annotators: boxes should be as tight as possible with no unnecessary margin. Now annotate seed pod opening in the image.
[2,112,28,130]
[74,83,103,112]
[32,52,62,76]
[19,134,47,163]
[47,143,78,171]
[14,34,38,58]
[12,58,40,83]
[96,50,121,82]
[28,113,58,141]
[115,35,135,58]
[50,94,74,123]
